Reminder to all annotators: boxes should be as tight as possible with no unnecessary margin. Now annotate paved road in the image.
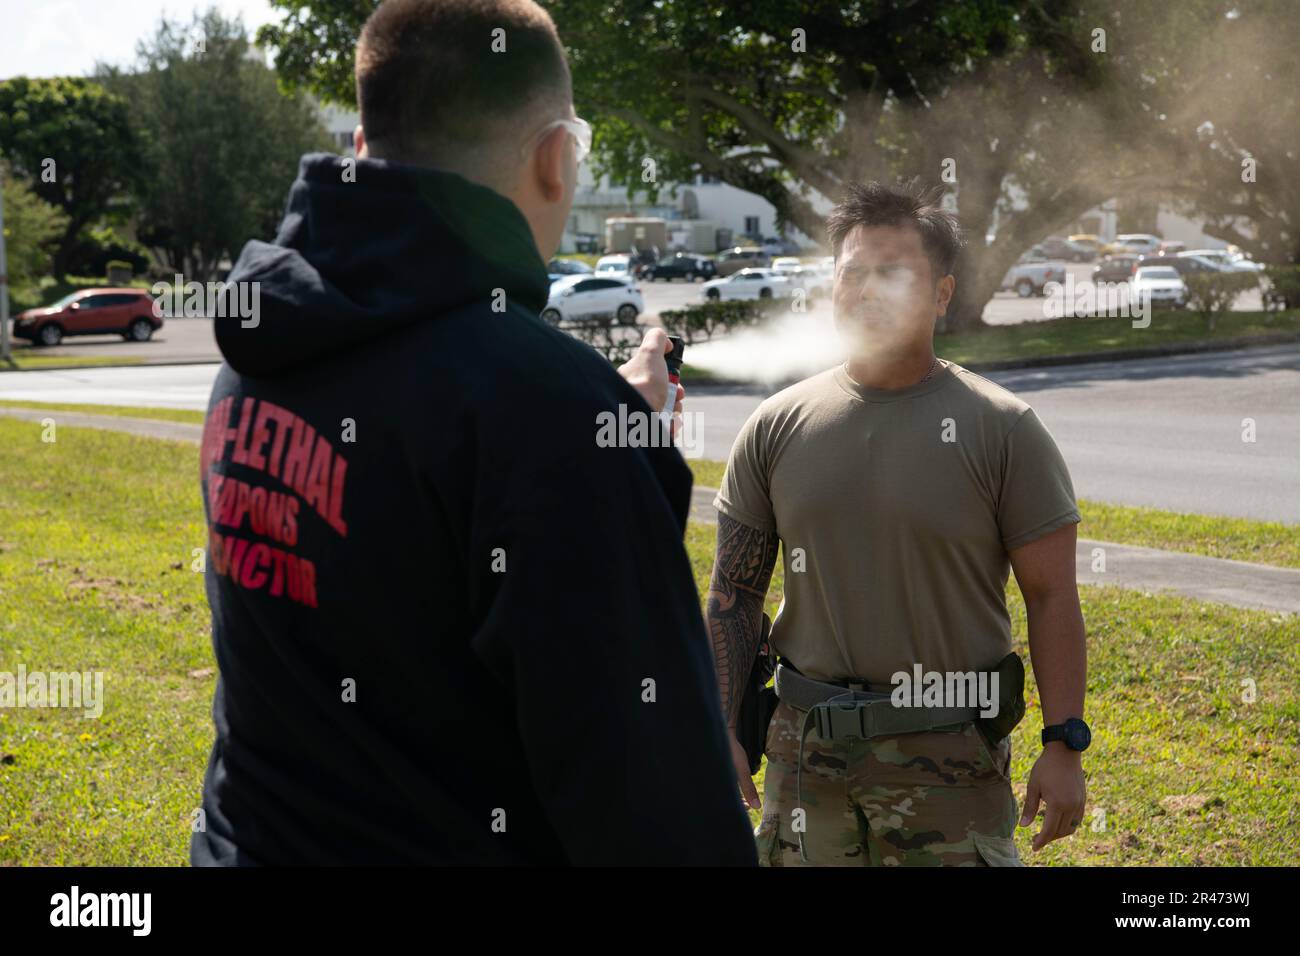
[0,361,221,409]
[6,317,219,365]
[2,344,1296,523]
[684,343,1300,524]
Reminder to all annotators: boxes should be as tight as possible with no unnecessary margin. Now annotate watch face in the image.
[1066,718,1091,751]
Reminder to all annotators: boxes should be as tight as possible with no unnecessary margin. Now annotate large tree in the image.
[0,77,141,279]
[0,161,70,292]
[252,0,1279,329]
[98,8,333,281]
[1162,0,1299,267]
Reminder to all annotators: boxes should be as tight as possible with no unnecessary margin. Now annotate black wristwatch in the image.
[1042,717,1091,752]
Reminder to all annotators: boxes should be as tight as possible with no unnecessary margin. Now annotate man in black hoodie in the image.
[191,0,756,865]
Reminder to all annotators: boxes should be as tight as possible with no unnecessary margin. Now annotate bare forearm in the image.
[706,515,779,728]
[1025,590,1087,727]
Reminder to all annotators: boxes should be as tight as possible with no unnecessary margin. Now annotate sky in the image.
[0,0,280,80]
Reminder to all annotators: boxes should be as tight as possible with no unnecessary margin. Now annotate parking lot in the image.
[4,263,1269,366]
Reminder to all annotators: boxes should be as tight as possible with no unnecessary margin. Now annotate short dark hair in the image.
[825,180,964,278]
[356,0,570,169]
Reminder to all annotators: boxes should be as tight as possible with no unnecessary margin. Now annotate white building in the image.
[314,104,816,253]
[317,102,359,155]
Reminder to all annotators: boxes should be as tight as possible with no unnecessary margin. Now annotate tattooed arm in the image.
[707,513,779,806]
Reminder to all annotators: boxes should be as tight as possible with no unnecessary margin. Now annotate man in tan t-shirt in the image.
[707,180,1089,866]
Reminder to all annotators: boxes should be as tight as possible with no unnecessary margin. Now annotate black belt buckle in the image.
[813,700,868,741]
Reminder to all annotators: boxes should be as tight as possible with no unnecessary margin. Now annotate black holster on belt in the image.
[976,652,1026,749]
[735,613,778,775]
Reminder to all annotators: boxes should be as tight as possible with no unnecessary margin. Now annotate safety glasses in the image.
[525,116,592,164]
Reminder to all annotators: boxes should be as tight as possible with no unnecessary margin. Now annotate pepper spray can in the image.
[661,335,685,433]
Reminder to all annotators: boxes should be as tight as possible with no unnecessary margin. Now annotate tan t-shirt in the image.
[714,360,1079,684]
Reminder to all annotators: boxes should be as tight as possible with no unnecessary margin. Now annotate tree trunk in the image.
[940,252,997,334]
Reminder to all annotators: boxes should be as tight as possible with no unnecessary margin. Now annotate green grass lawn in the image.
[0,419,1295,865]
[0,400,205,425]
[2,354,147,372]
[934,307,1298,367]
[0,419,212,865]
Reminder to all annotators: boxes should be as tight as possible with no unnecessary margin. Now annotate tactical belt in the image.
[774,663,980,741]
[776,662,982,865]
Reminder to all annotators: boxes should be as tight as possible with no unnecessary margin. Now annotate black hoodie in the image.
[191,153,756,865]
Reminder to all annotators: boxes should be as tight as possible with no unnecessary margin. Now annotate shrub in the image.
[659,297,784,345]
[1262,264,1300,312]
[1183,270,1260,331]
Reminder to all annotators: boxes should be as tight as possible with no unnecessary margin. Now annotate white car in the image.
[594,254,633,278]
[700,268,792,301]
[542,275,643,326]
[1131,266,1187,307]
[781,265,832,300]
[770,257,803,273]
[1001,256,1066,297]
[1179,249,1264,273]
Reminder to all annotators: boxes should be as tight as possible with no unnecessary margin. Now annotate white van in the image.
[595,254,632,278]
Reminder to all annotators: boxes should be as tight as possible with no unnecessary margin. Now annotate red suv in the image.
[12,288,162,347]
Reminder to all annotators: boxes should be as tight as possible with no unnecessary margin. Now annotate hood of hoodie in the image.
[215,152,550,377]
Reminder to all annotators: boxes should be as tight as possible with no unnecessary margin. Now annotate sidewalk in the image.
[0,405,203,443]
[3,405,1295,615]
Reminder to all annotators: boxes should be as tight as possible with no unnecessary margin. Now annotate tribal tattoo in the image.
[706,513,780,727]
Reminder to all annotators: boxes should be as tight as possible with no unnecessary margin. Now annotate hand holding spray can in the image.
[661,335,685,434]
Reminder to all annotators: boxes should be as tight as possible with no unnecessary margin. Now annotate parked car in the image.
[1001,255,1066,297]
[781,266,832,300]
[1131,266,1187,308]
[1179,249,1265,272]
[770,257,804,273]
[701,268,791,301]
[1136,254,1223,277]
[547,258,594,282]
[641,253,716,282]
[12,288,162,347]
[541,275,643,326]
[760,236,802,256]
[715,247,772,276]
[594,254,633,278]
[1110,233,1164,256]
[627,248,661,278]
[1156,240,1187,256]
[1093,255,1141,283]
[1068,233,1102,257]
[1040,236,1094,262]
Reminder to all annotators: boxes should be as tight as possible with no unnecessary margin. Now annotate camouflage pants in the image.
[754,699,1023,866]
